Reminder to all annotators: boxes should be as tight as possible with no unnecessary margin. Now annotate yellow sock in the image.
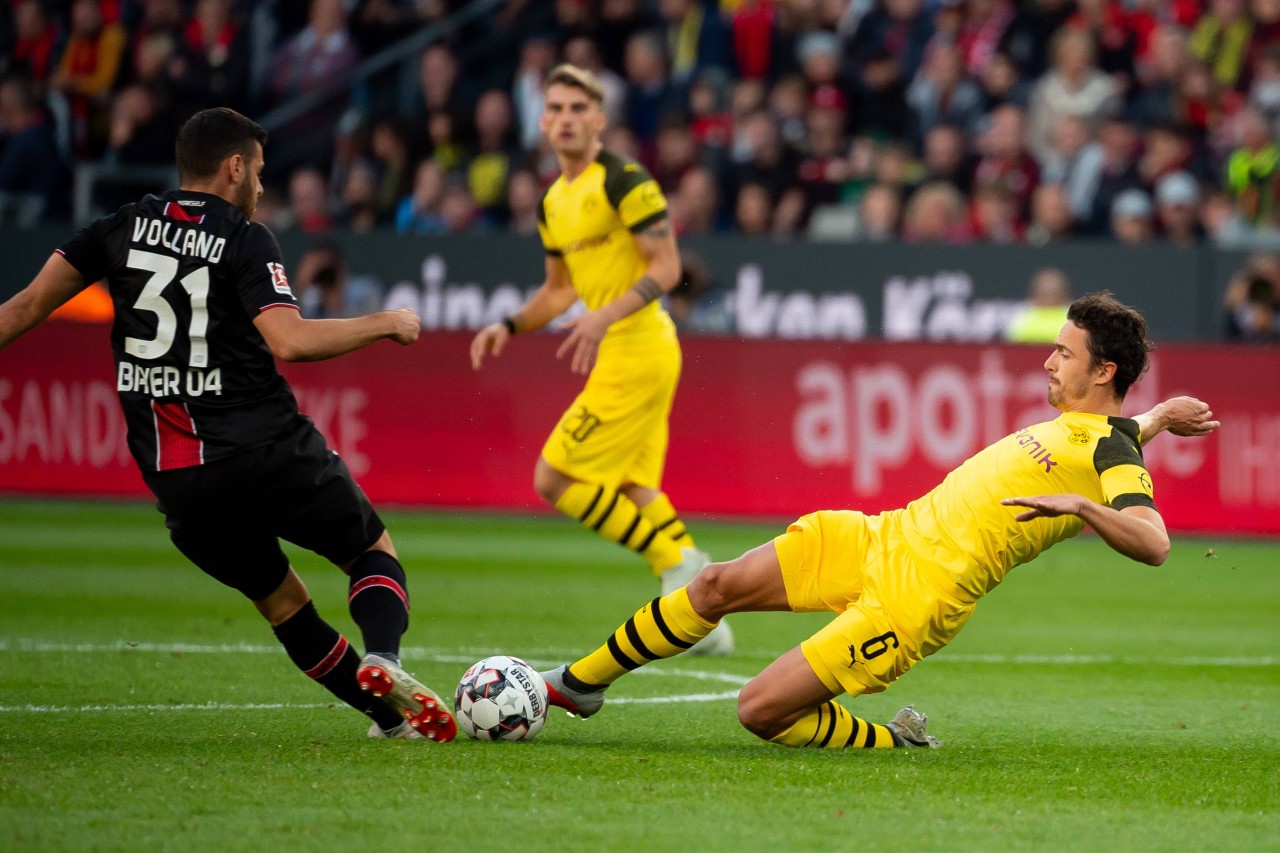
[568,587,715,686]
[637,492,696,549]
[554,483,683,572]
[769,701,899,749]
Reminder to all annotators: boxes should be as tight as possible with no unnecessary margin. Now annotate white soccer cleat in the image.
[367,720,426,740]
[356,653,457,742]
[540,664,606,719]
[885,705,941,748]
[659,548,735,657]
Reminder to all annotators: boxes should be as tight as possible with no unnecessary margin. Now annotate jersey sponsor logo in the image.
[562,233,612,255]
[1014,427,1058,473]
[267,262,293,296]
[177,199,206,207]
[1069,429,1090,445]
[132,217,225,262]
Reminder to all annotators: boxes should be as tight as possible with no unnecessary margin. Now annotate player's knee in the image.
[736,681,787,741]
[687,561,734,619]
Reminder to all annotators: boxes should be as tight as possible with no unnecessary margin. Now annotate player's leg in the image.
[542,541,786,715]
[271,419,453,740]
[737,646,933,749]
[145,458,407,735]
[536,456,687,575]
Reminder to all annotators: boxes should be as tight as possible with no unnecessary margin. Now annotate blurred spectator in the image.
[957,0,1017,78]
[970,181,1024,242]
[170,0,250,118]
[295,239,383,319]
[624,30,686,152]
[466,89,520,216]
[1200,187,1258,244]
[1087,116,1143,232]
[104,84,172,166]
[339,160,379,233]
[729,0,777,81]
[1223,253,1280,340]
[1026,182,1078,243]
[921,123,974,194]
[0,75,68,224]
[856,182,903,241]
[440,181,490,233]
[654,120,699,189]
[845,0,933,83]
[973,103,1040,222]
[1189,0,1253,90]
[768,75,809,147]
[426,111,466,172]
[1227,107,1280,225]
[267,0,359,106]
[505,168,541,235]
[851,51,910,140]
[288,166,335,233]
[52,0,129,156]
[687,69,733,155]
[1250,0,1280,77]
[1110,187,1156,243]
[1027,28,1120,161]
[1066,0,1138,91]
[1250,43,1280,132]
[1005,267,1073,343]
[902,180,971,242]
[734,181,774,236]
[1138,122,1195,188]
[671,165,723,235]
[416,44,478,137]
[977,51,1032,113]
[659,0,731,85]
[1154,170,1204,245]
[367,118,411,223]
[129,0,185,83]
[907,42,985,147]
[8,1,60,94]
[1131,26,1190,128]
[731,109,797,203]
[796,29,844,90]
[999,0,1075,80]
[1040,114,1104,224]
[795,85,851,212]
[596,0,655,77]
[513,37,556,151]
[396,159,446,235]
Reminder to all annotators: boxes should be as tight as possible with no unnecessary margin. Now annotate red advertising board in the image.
[2,321,1275,534]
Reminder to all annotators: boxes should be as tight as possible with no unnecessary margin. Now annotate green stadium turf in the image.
[1,498,1277,852]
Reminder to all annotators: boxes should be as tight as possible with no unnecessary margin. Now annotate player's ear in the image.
[1095,360,1117,386]
[225,152,245,184]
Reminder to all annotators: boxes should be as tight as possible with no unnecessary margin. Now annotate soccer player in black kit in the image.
[0,108,456,742]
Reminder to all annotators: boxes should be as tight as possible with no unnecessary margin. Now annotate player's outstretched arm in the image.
[470,255,577,370]
[1134,396,1220,445]
[0,254,88,352]
[254,306,421,362]
[557,218,681,375]
[1002,496,1171,565]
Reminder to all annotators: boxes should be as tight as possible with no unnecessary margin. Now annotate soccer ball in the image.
[454,655,548,741]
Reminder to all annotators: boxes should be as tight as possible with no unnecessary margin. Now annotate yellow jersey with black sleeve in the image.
[537,149,673,338]
[892,411,1155,604]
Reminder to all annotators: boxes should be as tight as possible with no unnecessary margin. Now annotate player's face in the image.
[234,142,264,219]
[1044,321,1101,410]
[540,84,605,158]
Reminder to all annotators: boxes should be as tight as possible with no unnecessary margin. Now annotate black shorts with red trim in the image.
[142,416,385,600]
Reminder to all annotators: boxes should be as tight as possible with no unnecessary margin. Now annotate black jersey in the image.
[57,190,302,472]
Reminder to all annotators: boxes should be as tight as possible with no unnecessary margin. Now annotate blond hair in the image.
[544,64,605,104]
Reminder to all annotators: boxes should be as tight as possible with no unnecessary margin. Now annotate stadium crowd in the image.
[6,0,1280,253]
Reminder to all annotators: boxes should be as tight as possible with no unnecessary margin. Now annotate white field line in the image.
[0,638,1274,668]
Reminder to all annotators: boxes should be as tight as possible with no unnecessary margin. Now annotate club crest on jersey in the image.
[1069,429,1090,445]
[267,262,293,296]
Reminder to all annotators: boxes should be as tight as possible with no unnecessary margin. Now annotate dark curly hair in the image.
[1066,291,1154,398]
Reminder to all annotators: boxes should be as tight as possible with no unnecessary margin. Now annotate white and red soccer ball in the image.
[454,655,548,741]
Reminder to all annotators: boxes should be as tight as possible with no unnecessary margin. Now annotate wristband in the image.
[502,317,518,336]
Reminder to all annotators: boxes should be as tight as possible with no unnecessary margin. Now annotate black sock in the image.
[272,601,401,730]
[347,551,410,659]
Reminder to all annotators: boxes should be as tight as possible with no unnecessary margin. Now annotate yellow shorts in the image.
[540,323,681,490]
[773,510,976,698]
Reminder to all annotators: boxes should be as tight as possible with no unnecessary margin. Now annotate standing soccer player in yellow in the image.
[470,65,733,655]
[538,293,1220,748]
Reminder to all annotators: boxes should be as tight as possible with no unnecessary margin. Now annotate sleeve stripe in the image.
[259,302,301,313]
[1110,493,1156,511]
[628,210,668,234]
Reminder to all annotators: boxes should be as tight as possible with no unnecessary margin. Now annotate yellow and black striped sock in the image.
[568,587,715,686]
[554,483,683,573]
[637,493,696,549]
[769,701,899,749]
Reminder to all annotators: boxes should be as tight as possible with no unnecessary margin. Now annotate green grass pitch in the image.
[1,498,1277,852]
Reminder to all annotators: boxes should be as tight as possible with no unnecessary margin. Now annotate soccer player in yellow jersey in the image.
[470,65,733,655]
[539,292,1220,749]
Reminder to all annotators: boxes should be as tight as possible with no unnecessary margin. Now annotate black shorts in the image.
[142,416,385,601]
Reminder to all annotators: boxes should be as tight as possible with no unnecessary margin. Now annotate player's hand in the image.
[557,310,610,375]
[1002,494,1086,522]
[470,322,510,370]
[1156,396,1220,437]
[385,308,421,346]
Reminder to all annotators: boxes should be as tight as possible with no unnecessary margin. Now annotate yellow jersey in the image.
[889,412,1156,602]
[537,149,671,338]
